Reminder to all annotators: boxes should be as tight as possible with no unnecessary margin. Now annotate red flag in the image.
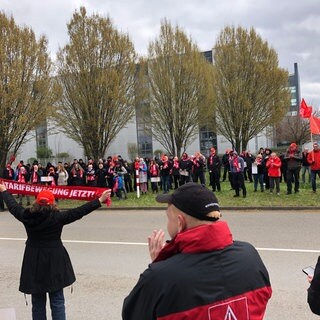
[300,98,312,118]
[310,115,320,134]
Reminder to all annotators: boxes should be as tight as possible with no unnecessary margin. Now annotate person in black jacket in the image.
[284,142,302,194]
[179,153,192,186]
[207,147,221,192]
[307,257,320,315]
[0,183,110,320]
[301,147,311,184]
[221,149,231,182]
[122,183,272,320]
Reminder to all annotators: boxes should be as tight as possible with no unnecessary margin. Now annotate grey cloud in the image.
[1,0,320,105]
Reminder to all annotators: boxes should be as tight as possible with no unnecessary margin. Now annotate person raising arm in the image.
[0,183,110,320]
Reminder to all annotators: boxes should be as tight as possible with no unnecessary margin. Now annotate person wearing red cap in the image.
[123,183,272,320]
[0,183,110,320]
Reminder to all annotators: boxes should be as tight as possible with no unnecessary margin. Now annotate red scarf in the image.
[173,160,179,169]
[72,169,83,178]
[153,222,233,263]
[18,172,26,183]
[48,173,56,186]
[232,157,240,172]
[32,172,38,183]
[7,168,12,178]
[150,164,158,176]
[87,170,95,181]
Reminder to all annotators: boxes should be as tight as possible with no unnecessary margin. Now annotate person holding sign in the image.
[0,183,110,320]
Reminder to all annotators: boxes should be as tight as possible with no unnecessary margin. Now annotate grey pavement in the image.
[1,208,320,319]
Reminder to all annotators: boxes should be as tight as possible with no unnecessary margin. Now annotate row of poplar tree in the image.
[0,6,291,170]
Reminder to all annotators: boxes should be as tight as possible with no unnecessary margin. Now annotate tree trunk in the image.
[0,150,8,177]
[234,139,241,154]
[241,138,249,153]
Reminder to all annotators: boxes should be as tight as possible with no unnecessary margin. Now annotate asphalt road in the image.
[1,208,320,319]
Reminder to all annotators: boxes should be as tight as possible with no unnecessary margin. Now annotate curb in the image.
[101,206,320,211]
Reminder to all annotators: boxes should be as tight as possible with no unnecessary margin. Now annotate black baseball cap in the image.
[156,183,220,221]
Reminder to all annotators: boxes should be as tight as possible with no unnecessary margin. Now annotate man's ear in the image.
[177,214,187,233]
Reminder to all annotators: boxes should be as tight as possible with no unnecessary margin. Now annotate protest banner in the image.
[1,179,111,206]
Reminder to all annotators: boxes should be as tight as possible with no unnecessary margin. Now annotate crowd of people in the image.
[3,141,318,206]
[224,141,320,197]
[1,142,320,319]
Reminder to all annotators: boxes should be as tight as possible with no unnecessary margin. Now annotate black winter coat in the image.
[308,256,320,315]
[123,222,271,319]
[2,190,101,294]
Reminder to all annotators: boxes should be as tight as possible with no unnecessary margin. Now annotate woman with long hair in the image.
[56,162,69,187]
[0,183,110,320]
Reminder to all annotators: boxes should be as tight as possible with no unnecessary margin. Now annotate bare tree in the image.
[54,7,139,159]
[276,115,311,146]
[213,26,290,152]
[145,19,215,157]
[0,11,54,169]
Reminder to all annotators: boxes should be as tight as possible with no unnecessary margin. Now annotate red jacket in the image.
[307,150,320,170]
[123,221,272,320]
[266,156,281,177]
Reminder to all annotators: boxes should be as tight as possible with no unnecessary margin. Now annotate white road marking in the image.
[0,237,147,246]
[1,237,320,253]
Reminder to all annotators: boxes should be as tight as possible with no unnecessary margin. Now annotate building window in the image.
[291,98,297,106]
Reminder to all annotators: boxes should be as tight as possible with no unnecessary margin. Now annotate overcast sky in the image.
[2,0,320,108]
